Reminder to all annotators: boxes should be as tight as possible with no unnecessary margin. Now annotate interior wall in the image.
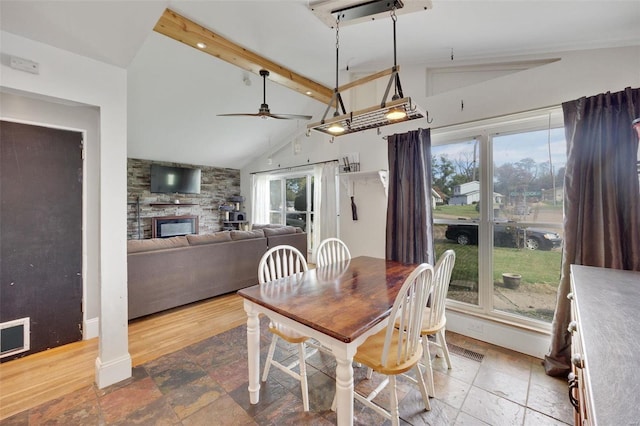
[1,30,131,388]
[127,158,241,239]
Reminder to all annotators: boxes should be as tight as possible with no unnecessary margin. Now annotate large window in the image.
[432,110,566,330]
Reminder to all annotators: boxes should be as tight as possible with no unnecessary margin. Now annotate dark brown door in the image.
[1,120,83,361]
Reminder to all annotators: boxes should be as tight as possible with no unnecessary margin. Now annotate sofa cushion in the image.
[127,236,189,253]
[251,223,284,230]
[262,226,298,236]
[187,231,232,246]
[230,229,265,241]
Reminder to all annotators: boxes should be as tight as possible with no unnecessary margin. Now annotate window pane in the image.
[269,180,282,212]
[286,212,307,231]
[435,223,478,305]
[491,128,566,323]
[286,177,307,212]
[270,212,282,224]
[432,140,479,306]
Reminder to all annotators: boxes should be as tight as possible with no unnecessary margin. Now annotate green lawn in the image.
[434,204,478,219]
[434,239,562,285]
[434,239,562,322]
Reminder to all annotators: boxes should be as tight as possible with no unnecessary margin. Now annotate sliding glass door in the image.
[269,173,315,245]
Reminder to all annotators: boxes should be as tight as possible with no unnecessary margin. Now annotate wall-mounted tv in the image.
[150,164,201,194]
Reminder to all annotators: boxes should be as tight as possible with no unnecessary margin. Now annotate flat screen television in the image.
[150,164,201,194]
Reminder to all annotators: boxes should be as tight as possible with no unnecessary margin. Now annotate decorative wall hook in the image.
[425,111,433,124]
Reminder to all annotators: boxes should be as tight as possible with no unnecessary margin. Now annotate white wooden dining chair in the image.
[420,249,456,397]
[333,263,435,424]
[316,238,351,267]
[258,245,313,411]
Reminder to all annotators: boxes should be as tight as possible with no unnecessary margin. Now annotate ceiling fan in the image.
[217,69,312,120]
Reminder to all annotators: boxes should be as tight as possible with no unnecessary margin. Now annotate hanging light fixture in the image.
[327,14,345,135]
[308,5,428,137]
[385,9,407,121]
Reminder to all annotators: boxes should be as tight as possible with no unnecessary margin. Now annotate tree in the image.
[432,154,456,197]
[453,150,479,182]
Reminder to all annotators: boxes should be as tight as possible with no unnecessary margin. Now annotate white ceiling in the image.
[1,0,639,169]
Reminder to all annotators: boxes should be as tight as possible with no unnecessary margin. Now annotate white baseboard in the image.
[84,317,99,340]
[95,353,132,389]
[446,310,551,359]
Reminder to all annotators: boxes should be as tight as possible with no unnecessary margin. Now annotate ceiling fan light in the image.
[327,122,345,134]
[386,107,407,120]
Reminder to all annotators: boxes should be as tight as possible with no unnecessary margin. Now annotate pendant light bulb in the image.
[386,107,407,120]
[327,109,344,134]
[327,122,345,134]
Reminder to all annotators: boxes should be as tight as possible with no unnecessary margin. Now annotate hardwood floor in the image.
[0,293,246,420]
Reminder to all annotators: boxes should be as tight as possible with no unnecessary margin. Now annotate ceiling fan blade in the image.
[269,113,313,120]
[218,69,312,121]
[216,113,263,117]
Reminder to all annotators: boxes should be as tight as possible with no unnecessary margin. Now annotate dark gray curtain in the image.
[386,128,435,265]
[544,87,640,377]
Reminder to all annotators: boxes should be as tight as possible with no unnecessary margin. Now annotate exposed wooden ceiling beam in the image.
[154,8,334,105]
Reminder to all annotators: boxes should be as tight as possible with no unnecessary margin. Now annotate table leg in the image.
[334,347,355,426]
[244,300,260,404]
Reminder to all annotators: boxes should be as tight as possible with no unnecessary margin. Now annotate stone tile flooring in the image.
[3,317,573,425]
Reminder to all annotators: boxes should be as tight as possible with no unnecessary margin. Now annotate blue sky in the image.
[432,128,567,172]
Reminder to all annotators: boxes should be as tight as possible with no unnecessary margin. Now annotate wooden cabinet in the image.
[567,287,590,425]
[569,265,640,425]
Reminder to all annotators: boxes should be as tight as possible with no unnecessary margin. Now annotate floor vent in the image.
[447,343,485,362]
[1,317,30,359]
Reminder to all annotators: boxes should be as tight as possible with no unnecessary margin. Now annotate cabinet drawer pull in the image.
[567,292,574,300]
[571,353,584,369]
[568,321,578,333]
[568,372,580,413]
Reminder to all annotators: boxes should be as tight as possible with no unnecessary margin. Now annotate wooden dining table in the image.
[237,256,419,426]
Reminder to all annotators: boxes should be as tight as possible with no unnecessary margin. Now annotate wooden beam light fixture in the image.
[307,7,428,137]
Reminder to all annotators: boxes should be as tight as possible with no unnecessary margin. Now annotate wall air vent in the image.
[1,317,30,359]
[309,0,432,27]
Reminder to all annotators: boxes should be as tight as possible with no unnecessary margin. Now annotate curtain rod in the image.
[250,159,339,175]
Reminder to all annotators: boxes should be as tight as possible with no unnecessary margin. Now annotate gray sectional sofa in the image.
[127,225,306,320]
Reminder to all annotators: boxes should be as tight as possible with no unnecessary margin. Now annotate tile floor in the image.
[2,317,573,425]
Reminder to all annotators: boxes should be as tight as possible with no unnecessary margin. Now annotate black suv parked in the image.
[444,221,562,250]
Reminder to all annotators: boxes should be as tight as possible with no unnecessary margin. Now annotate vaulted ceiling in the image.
[1,1,639,169]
